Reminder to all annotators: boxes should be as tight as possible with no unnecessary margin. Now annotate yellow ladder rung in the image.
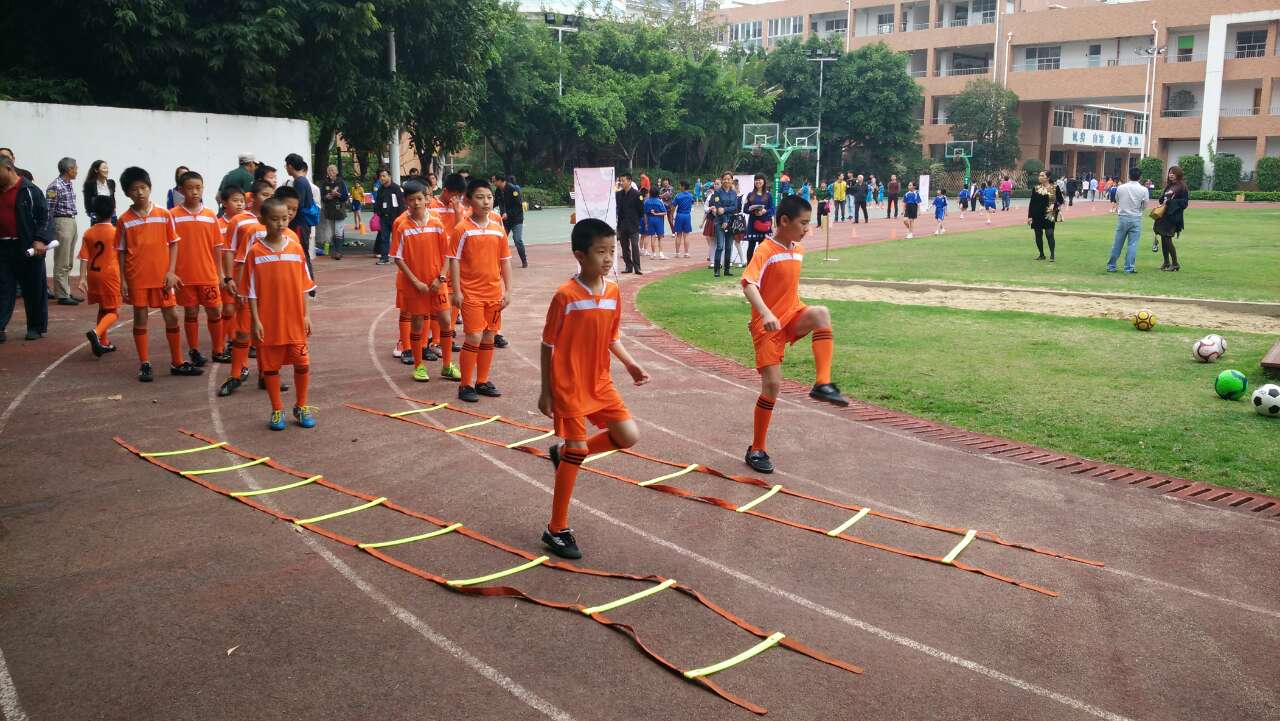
[359,523,463,549]
[826,508,870,537]
[390,402,449,418]
[445,415,502,433]
[683,632,787,679]
[506,430,555,449]
[940,529,978,565]
[294,497,387,525]
[735,484,782,513]
[182,457,270,476]
[140,441,227,457]
[638,463,699,487]
[582,579,677,616]
[582,449,618,465]
[447,556,548,587]
[231,475,322,497]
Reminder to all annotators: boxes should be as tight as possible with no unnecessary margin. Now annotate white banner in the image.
[573,167,616,227]
[1059,127,1144,150]
[918,174,931,203]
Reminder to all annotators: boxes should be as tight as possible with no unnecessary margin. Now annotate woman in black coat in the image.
[82,160,117,224]
[1026,169,1065,262]
[1153,165,1189,271]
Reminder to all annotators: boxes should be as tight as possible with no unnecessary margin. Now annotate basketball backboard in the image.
[742,123,781,150]
[784,126,819,150]
[945,140,974,159]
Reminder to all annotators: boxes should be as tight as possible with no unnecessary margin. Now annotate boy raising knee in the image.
[741,195,848,475]
[539,219,649,559]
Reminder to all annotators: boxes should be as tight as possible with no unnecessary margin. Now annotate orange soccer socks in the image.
[294,365,310,407]
[812,329,834,385]
[132,327,149,362]
[263,370,283,411]
[410,331,424,367]
[94,309,117,345]
[550,446,588,532]
[164,325,183,366]
[183,311,200,350]
[398,311,411,355]
[206,312,223,355]
[438,329,453,367]
[476,341,495,384]
[231,337,251,377]
[752,395,776,452]
[460,341,479,386]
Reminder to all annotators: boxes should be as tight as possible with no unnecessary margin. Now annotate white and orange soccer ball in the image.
[1131,309,1157,331]
[1192,334,1226,362]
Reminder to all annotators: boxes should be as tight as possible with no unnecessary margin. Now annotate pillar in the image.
[926,46,936,78]
[1039,103,1052,168]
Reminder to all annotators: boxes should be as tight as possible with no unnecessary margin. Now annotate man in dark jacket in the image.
[494,175,527,268]
[374,167,404,265]
[850,174,869,223]
[0,156,51,342]
[615,172,644,274]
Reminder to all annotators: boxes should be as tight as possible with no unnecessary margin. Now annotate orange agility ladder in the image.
[117,430,862,715]
[348,397,1105,597]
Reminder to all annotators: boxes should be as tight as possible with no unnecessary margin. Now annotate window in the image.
[952,3,969,27]
[1082,109,1101,130]
[1087,44,1102,68]
[1025,45,1061,70]
[1133,115,1145,134]
[1052,105,1074,127]
[973,0,996,24]
[1108,113,1126,132]
[1235,30,1266,58]
[729,20,762,45]
[768,15,803,38]
[877,12,894,34]
[824,17,847,32]
[1176,35,1195,62]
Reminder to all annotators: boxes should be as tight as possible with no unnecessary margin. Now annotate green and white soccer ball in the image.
[1253,384,1280,417]
[1214,369,1248,400]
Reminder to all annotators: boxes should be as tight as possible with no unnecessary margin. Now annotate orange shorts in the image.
[401,286,450,317]
[554,398,631,442]
[461,300,502,335]
[220,285,235,307]
[176,283,221,308]
[752,310,806,369]
[86,280,120,308]
[124,286,177,309]
[257,343,309,372]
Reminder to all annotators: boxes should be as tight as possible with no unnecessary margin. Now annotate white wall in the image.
[1215,139,1258,173]
[1220,80,1261,112]
[1165,139,1201,165]
[1,100,309,274]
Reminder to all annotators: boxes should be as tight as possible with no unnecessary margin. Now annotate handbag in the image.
[730,214,748,235]
[1148,203,1166,221]
[751,216,772,234]
[369,213,381,232]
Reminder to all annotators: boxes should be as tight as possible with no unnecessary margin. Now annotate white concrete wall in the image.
[1,100,309,275]
[1215,138,1258,172]
[1165,139,1201,165]
[1220,80,1261,112]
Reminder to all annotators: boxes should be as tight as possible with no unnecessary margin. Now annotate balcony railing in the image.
[901,20,931,32]
[1012,55,1145,72]
[1225,43,1267,59]
[909,68,928,77]
[931,113,950,124]
[1220,106,1261,116]
[1167,50,1207,63]
[1161,108,1201,118]
[1161,106,1262,118]
[937,65,991,76]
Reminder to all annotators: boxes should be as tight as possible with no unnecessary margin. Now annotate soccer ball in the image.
[1253,384,1280,417]
[1214,369,1249,400]
[1132,309,1157,331]
[1192,334,1226,362]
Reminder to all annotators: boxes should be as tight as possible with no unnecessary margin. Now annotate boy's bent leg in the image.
[791,306,848,406]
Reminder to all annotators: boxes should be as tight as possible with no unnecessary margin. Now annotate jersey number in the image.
[89,241,106,272]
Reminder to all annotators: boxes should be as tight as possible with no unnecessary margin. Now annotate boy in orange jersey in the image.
[79,195,121,357]
[218,180,276,396]
[740,195,848,475]
[115,167,203,381]
[171,171,225,367]
[245,196,316,430]
[392,181,460,382]
[215,186,247,360]
[427,172,467,358]
[447,178,512,403]
[539,219,649,559]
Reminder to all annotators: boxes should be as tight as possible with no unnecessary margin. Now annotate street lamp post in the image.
[544,13,581,97]
[807,49,840,215]
[1134,23,1166,161]
[388,27,399,184]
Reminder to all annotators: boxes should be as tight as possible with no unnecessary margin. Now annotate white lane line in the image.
[1092,566,1280,620]
[0,646,28,721]
[366,307,1134,721]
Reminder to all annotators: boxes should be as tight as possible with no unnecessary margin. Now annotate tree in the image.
[1177,154,1205,190]
[947,79,1021,173]
[1137,156,1163,186]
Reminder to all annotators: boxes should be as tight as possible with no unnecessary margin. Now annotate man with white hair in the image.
[46,156,80,305]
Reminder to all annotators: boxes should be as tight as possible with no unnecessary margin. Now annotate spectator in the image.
[219,153,256,194]
[832,173,846,223]
[1065,175,1079,206]
[1106,166,1147,274]
[494,175,527,268]
[743,174,774,262]
[851,174,869,223]
[707,171,741,278]
[0,156,51,341]
[82,160,117,224]
[998,175,1012,211]
[166,166,189,209]
[615,172,644,274]
[318,164,349,260]
[254,163,279,187]
[46,157,81,305]
[1027,170,1064,262]
[1153,165,1190,272]
[0,148,34,182]
[373,167,404,265]
[284,153,317,275]
[885,174,900,218]
[1089,175,1099,202]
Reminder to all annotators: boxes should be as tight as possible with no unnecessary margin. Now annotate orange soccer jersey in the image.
[171,205,222,286]
[245,236,316,346]
[224,211,261,291]
[392,213,449,314]
[542,277,624,419]
[447,215,509,303]
[115,205,178,290]
[429,194,461,237]
[741,238,807,339]
[79,222,121,306]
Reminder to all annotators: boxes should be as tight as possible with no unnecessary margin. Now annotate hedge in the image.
[1137,156,1163,185]
[1212,154,1242,192]
[1255,156,1280,192]
[1186,190,1280,202]
[1177,154,1205,190]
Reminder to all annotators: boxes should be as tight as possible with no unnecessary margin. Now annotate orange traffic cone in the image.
[850,225,858,239]
[890,227,897,240]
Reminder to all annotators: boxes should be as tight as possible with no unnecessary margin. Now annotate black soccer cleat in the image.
[212,350,232,363]
[424,346,439,362]
[542,528,582,560]
[102,343,117,353]
[475,381,502,397]
[493,334,509,349]
[809,383,850,407]
[138,362,154,383]
[218,376,242,397]
[548,442,563,468]
[745,447,774,474]
[457,385,480,403]
[400,351,415,365]
[86,330,106,357]
[188,348,208,367]
[256,375,290,391]
[170,361,204,376]
[452,342,461,352]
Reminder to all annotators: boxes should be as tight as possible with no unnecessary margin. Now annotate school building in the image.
[712,0,1280,180]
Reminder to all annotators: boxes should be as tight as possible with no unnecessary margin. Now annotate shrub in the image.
[1177,154,1205,190]
[1021,157,1044,174]
[519,186,561,208]
[1184,190,1280,202]
[1137,156,1163,186]
[1255,156,1280,192]
[1212,154,1242,192]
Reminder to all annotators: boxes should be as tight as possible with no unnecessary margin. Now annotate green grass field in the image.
[637,251,1278,496]
[809,207,1280,302]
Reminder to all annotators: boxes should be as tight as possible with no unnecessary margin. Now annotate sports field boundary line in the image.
[621,267,1280,521]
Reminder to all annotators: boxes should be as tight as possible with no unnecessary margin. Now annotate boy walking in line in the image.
[447,179,512,403]
[219,180,276,396]
[171,171,225,366]
[80,195,121,357]
[245,196,316,430]
[115,167,203,381]
[392,181,460,382]
[540,219,649,558]
[740,196,848,475]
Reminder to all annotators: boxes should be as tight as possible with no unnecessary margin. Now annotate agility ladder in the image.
[348,397,1105,598]
[116,430,863,715]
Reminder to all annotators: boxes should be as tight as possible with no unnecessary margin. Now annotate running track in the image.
[1,206,1277,721]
